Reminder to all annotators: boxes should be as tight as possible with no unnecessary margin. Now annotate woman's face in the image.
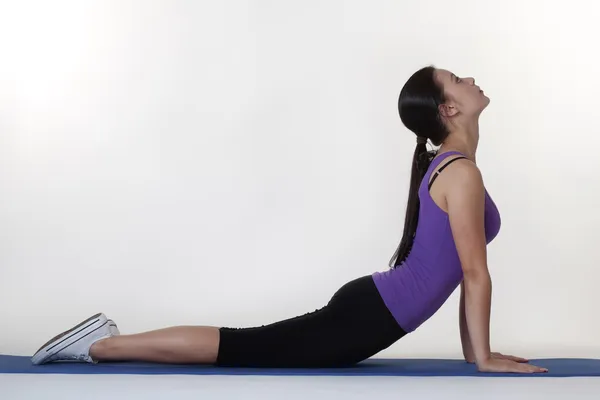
[434,69,490,119]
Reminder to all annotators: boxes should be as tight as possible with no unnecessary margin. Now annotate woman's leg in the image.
[89,326,220,364]
[30,313,221,365]
[215,275,406,368]
[32,275,405,367]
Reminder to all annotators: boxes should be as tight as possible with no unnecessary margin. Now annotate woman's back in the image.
[372,150,501,332]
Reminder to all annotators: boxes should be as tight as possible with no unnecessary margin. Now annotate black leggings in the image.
[216,275,407,368]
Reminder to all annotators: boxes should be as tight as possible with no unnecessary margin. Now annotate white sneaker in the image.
[31,313,120,365]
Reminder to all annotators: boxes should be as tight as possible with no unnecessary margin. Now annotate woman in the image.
[31,66,547,374]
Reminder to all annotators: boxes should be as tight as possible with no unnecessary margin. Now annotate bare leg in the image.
[89,326,220,364]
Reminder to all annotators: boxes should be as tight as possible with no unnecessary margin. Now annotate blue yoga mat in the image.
[1,355,599,377]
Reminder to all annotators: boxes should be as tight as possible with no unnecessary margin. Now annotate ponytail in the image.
[388,142,436,268]
[389,65,449,269]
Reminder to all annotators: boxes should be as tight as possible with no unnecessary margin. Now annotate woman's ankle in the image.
[89,336,114,361]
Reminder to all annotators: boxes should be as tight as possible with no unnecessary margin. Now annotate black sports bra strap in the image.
[428,156,468,191]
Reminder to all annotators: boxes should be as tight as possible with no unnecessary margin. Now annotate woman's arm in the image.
[444,159,547,373]
[445,161,492,366]
[459,282,476,363]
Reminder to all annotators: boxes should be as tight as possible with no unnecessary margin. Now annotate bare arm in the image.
[459,282,476,363]
[445,162,492,366]
[443,159,547,374]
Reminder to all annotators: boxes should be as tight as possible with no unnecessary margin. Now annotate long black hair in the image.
[388,65,451,269]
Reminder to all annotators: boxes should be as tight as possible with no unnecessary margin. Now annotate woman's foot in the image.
[31,313,120,365]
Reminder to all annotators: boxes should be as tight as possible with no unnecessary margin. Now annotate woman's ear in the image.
[438,103,458,118]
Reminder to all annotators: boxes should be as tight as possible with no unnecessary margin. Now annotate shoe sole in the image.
[31,313,108,365]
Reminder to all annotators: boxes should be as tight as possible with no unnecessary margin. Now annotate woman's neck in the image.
[438,125,479,162]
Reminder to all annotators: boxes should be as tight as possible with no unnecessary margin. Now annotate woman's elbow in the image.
[462,266,491,283]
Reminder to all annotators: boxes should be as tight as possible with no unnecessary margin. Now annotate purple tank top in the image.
[372,151,501,332]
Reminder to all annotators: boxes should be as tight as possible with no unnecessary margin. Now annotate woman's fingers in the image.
[503,354,529,363]
[518,363,548,373]
[492,352,529,363]
[478,358,548,373]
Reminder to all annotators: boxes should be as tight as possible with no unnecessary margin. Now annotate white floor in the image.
[1,374,599,400]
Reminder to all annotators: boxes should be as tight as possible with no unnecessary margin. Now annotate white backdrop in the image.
[0,0,598,360]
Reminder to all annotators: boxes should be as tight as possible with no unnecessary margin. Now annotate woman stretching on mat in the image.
[31,66,547,374]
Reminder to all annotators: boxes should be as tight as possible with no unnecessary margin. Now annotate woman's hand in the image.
[466,352,529,364]
[477,357,548,374]
[489,352,528,363]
